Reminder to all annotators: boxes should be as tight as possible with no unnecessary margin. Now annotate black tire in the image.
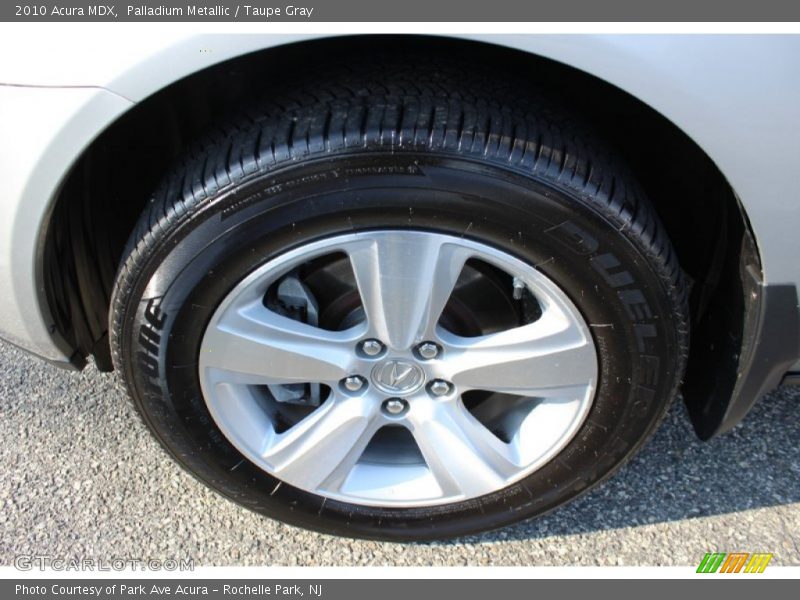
[110,62,689,541]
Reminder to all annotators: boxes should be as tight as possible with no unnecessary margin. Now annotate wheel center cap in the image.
[371,360,425,395]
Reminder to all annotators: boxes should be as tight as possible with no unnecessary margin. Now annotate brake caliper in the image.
[267,274,323,407]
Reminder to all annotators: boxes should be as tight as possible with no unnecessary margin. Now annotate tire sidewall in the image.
[116,153,681,540]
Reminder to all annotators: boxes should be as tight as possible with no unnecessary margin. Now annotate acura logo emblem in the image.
[371,360,425,395]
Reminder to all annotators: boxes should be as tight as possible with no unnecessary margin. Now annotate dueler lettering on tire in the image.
[110,60,688,540]
[136,297,166,397]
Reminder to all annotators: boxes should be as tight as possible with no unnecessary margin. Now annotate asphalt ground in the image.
[1,339,798,566]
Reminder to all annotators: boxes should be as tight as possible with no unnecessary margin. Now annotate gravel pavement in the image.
[1,339,798,566]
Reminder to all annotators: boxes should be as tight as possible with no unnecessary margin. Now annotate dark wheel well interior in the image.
[42,35,759,435]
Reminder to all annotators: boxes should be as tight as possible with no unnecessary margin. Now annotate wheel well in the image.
[43,35,758,430]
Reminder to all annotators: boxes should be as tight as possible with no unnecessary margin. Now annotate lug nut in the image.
[429,379,452,397]
[360,339,384,357]
[417,342,440,360]
[383,398,408,415]
[343,376,365,392]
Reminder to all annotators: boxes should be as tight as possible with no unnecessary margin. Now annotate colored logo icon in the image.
[696,552,773,573]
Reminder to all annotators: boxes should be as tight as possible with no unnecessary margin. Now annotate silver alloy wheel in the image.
[198,231,598,507]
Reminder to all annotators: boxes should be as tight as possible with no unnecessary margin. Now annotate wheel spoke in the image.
[406,400,519,498]
[443,308,596,397]
[345,232,470,350]
[263,395,381,491]
[200,300,359,386]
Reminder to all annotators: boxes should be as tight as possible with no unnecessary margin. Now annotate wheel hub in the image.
[371,359,426,395]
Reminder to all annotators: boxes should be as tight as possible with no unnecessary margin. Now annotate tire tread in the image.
[110,62,690,498]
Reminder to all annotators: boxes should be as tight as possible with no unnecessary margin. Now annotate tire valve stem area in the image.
[512,277,526,300]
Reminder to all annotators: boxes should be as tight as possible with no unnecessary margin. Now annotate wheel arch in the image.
[39,35,796,438]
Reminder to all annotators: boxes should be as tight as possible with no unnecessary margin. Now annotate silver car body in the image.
[0,32,798,375]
